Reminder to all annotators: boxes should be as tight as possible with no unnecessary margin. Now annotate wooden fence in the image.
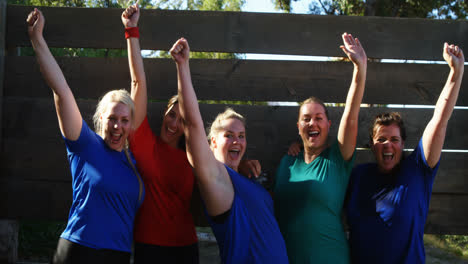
[1,4,468,257]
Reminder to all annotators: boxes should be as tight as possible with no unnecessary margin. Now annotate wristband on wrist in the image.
[125,27,140,39]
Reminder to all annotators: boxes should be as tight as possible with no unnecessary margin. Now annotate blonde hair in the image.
[92,89,135,137]
[165,95,179,116]
[208,108,246,144]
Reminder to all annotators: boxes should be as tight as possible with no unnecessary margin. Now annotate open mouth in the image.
[308,131,319,138]
[110,132,122,144]
[228,149,241,160]
[383,152,393,161]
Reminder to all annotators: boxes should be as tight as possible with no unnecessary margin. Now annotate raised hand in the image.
[26,8,44,40]
[443,43,465,73]
[170,38,190,65]
[340,32,367,67]
[122,4,140,28]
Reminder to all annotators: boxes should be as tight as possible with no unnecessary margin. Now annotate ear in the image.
[297,122,300,135]
[211,136,217,149]
[328,119,331,129]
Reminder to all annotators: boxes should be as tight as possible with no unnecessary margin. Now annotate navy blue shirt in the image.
[206,165,289,264]
[347,139,439,264]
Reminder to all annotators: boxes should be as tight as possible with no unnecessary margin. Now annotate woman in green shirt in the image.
[274,33,367,264]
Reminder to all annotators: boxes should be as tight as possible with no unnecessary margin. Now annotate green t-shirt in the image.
[274,141,355,264]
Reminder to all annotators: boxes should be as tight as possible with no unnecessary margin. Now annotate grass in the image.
[424,234,468,260]
[18,220,66,262]
[16,220,468,263]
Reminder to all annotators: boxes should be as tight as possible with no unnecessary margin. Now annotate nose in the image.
[113,121,120,129]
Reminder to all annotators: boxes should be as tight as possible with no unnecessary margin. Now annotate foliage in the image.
[11,0,244,58]
[424,234,468,260]
[18,220,66,261]
[274,0,468,19]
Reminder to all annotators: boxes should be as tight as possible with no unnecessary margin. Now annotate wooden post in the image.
[0,0,5,150]
[0,220,18,263]
[0,2,18,263]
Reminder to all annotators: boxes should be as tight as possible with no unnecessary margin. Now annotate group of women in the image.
[26,3,464,264]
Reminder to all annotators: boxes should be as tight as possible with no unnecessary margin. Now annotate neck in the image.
[303,145,327,164]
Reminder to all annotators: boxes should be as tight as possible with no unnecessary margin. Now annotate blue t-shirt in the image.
[206,165,289,264]
[347,138,439,264]
[61,120,144,252]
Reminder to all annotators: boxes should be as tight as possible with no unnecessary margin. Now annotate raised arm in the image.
[122,4,147,129]
[170,38,234,216]
[423,43,464,168]
[27,9,82,140]
[337,33,367,161]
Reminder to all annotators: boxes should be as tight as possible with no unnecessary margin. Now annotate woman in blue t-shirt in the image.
[346,43,464,264]
[169,38,289,263]
[27,8,144,263]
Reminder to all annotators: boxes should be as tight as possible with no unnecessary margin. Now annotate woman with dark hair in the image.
[122,5,198,263]
[346,43,464,264]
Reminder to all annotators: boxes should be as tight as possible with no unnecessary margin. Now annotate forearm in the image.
[338,63,366,154]
[433,67,463,123]
[127,37,147,128]
[177,62,204,130]
[423,67,463,166]
[31,36,69,97]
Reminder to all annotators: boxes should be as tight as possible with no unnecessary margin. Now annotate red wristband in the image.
[125,27,140,39]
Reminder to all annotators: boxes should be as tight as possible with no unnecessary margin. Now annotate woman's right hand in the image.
[170,38,190,66]
[27,8,44,40]
[121,4,139,28]
[287,141,302,156]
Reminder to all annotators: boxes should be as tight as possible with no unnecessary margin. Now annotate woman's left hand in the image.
[340,32,367,67]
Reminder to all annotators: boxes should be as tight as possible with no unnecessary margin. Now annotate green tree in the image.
[275,0,468,19]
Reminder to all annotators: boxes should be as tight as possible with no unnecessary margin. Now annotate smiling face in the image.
[297,102,331,153]
[371,124,405,173]
[101,102,132,152]
[160,103,184,148]
[211,118,246,171]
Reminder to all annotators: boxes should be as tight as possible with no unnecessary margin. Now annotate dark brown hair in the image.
[369,112,407,142]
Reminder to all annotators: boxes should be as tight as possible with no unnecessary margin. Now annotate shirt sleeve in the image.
[63,119,96,153]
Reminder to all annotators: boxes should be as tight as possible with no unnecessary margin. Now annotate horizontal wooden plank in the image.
[0,178,465,233]
[2,97,468,194]
[6,5,468,60]
[426,194,468,235]
[5,56,468,105]
[3,97,468,150]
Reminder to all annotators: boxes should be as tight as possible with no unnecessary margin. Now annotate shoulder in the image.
[64,120,99,151]
[351,163,376,181]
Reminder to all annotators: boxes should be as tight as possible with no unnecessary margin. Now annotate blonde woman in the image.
[27,8,143,263]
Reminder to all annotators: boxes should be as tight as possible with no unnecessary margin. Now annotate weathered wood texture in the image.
[6,5,468,60]
[2,5,468,234]
[0,0,6,151]
[1,98,468,191]
[5,56,468,105]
